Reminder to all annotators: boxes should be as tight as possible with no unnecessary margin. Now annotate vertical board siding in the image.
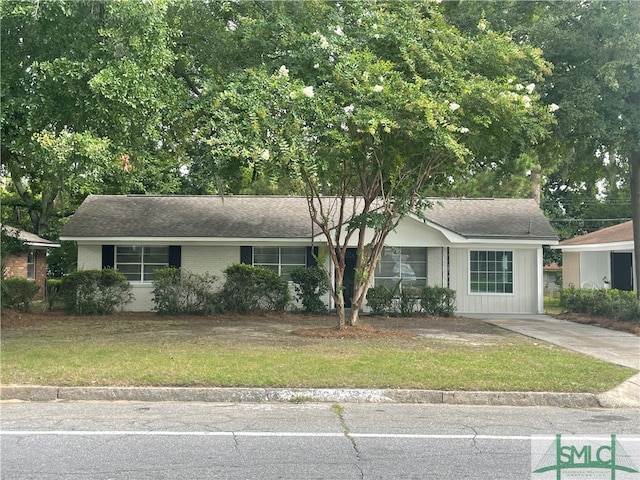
[580,251,609,289]
[450,247,538,314]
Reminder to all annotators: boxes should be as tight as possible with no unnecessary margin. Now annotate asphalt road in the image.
[2,402,639,479]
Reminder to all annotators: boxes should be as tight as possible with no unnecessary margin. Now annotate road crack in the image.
[465,425,482,454]
[332,404,364,479]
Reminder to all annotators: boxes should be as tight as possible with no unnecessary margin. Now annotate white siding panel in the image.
[182,246,239,280]
[385,217,451,247]
[427,247,444,287]
[579,251,609,289]
[450,247,539,314]
[77,244,102,270]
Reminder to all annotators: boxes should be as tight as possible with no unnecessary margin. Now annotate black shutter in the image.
[102,245,115,269]
[306,246,318,267]
[240,246,253,265]
[168,246,181,268]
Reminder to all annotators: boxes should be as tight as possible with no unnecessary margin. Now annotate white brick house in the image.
[60,195,558,314]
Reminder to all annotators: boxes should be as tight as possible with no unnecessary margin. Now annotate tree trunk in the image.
[630,151,640,300]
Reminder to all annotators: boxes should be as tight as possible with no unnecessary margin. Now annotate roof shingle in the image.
[60,195,558,241]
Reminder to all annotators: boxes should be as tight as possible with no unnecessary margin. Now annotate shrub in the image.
[220,264,290,313]
[421,286,456,317]
[59,269,133,315]
[560,287,639,321]
[1,277,40,311]
[46,278,62,311]
[366,285,395,315]
[400,286,423,316]
[152,267,219,315]
[290,266,330,313]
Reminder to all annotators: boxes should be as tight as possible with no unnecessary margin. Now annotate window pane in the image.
[254,247,279,264]
[470,250,513,294]
[281,247,306,265]
[117,264,141,282]
[144,246,169,264]
[374,247,427,294]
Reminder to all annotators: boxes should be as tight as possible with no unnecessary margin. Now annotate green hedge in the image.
[1,277,40,311]
[290,266,330,313]
[152,267,219,315]
[366,284,456,317]
[559,287,639,321]
[219,264,291,313]
[59,269,133,315]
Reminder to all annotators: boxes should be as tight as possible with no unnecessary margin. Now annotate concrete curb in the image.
[596,373,640,408]
[0,386,604,408]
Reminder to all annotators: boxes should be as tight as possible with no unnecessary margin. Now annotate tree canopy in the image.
[2,0,638,309]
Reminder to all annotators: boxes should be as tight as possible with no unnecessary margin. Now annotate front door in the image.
[342,248,358,308]
[611,252,633,291]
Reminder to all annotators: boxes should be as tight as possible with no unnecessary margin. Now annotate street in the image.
[1,402,639,479]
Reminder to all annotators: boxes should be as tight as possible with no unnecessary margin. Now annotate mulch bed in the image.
[552,312,640,336]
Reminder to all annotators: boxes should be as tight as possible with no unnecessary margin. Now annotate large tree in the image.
[193,1,555,326]
[445,1,639,252]
[1,0,189,235]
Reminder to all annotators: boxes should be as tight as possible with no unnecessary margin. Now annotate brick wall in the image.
[3,249,47,300]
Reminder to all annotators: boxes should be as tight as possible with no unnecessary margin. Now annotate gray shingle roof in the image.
[60,195,558,241]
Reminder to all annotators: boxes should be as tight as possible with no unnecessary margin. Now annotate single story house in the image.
[554,221,634,291]
[2,226,60,300]
[60,195,558,314]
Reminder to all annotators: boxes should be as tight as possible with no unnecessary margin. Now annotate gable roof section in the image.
[556,220,632,251]
[424,198,557,240]
[60,195,558,242]
[2,226,60,249]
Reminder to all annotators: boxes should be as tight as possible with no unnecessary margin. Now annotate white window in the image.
[375,247,427,291]
[115,246,169,282]
[253,247,306,280]
[470,250,513,294]
[27,250,35,280]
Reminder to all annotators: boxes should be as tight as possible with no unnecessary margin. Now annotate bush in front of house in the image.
[152,267,219,315]
[400,286,423,316]
[560,287,639,321]
[366,285,395,315]
[220,263,291,313]
[290,266,330,314]
[59,269,133,314]
[46,278,62,311]
[421,286,457,317]
[1,277,40,311]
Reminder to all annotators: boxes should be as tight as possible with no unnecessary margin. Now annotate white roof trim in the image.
[553,240,633,252]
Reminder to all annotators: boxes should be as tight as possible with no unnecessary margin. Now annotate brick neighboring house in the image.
[2,226,60,300]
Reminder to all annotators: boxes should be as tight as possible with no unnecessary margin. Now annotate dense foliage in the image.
[1,277,40,311]
[59,269,133,314]
[219,264,291,313]
[151,267,219,315]
[559,288,639,322]
[290,266,330,314]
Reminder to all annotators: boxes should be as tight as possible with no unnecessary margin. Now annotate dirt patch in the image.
[292,323,417,339]
[0,309,511,345]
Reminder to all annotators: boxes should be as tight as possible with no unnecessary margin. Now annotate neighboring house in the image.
[543,262,562,298]
[60,195,558,314]
[554,221,634,291]
[2,226,60,300]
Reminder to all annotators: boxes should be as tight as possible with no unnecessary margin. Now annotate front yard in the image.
[1,311,635,393]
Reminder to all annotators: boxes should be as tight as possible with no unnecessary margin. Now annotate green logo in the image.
[532,434,639,479]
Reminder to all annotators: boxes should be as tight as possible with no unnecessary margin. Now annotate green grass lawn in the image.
[1,313,635,393]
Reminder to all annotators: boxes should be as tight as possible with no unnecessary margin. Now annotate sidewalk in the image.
[2,315,638,408]
[475,314,640,408]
